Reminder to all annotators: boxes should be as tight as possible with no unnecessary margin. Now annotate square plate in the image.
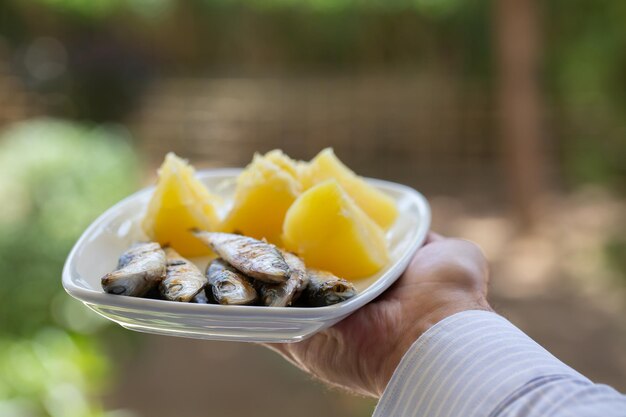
[62,169,430,343]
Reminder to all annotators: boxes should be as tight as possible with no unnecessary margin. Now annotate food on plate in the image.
[102,237,357,307]
[140,148,396,279]
[303,269,357,307]
[160,247,207,302]
[258,250,308,307]
[220,152,301,245]
[299,148,398,229]
[206,258,258,305]
[282,180,389,279]
[192,231,290,283]
[142,153,221,257]
[107,147,400,306]
[101,242,166,296]
[263,149,301,180]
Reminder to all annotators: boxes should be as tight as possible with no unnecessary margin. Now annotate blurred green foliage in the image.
[0,119,139,334]
[0,119,139,416]
[606,237,626,284]
[25,0,470,15]
[546,0,626,108]
[0,330,111,417]
[29,0,173,18]
[545,0,626,190]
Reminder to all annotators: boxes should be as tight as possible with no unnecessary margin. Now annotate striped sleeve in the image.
[373,310,626,417]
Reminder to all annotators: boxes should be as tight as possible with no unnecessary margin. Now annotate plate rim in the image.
[62,168,430,321]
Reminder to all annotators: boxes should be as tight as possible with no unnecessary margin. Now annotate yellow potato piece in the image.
[142,153,220,257]
[300,148,398,230]
[263,149,301,180]
[282,180,389,280]
[221,154,301,245]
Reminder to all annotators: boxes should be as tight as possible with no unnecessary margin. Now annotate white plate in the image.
[62,168,430,343]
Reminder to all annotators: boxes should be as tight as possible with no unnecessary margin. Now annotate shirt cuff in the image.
[373,310,589,417]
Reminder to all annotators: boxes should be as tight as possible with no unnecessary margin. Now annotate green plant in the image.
[0,118,139,417]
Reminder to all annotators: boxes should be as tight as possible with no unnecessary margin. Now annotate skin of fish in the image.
[192,231,290,283]
[260,251,308,307]
[291,255,310,301]
[101,242,166,297]
[206,258,258,305]
[304,269,357,307]
[160,248,207,302]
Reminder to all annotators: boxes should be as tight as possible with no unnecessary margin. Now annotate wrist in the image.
[415,293,492,337]
[374,294,491,397]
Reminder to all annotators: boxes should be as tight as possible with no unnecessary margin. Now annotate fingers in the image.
[259,342,303,368]
[259,342,287,355]
[395,231,446,287]
[425,231,445,243]
[259,340,309,367]
[419,238,489,293]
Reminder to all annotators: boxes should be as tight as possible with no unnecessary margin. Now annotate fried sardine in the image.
[259,251,308,307]
[192,231,290,283]
[160,248,207,302]
[304,269,356,307]
[101,242,166,297]
[206,258,258,305]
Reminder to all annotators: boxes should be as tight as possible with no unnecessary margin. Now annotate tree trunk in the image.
[493,0,547,228]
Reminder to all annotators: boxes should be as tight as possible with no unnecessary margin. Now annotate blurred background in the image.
[0,0,624,416]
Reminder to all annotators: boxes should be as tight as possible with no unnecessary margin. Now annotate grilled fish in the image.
[160,248,207,302]
[101,242,166,296]
[260,251,308,307]
[192,231,290,283]
[304,269,356,307]
[206,258,258,305]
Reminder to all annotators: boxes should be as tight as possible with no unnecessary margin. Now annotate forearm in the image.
[374,310,626,417]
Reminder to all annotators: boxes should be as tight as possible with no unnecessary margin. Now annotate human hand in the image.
[263,233,492,398]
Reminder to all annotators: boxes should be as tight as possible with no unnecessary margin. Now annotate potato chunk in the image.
[221,153,301,245]
[300,148,398,229]
[142,153,220,257]
[283,180,389,279]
